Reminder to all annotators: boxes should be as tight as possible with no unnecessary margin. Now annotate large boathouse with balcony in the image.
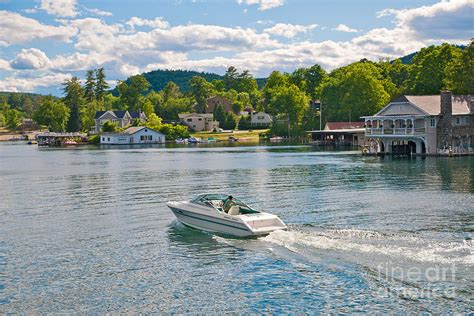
[362,91,473,155]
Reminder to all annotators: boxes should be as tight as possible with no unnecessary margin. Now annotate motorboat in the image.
[166,194,287,237]
[188,137,201,144]
[269,136,284,142]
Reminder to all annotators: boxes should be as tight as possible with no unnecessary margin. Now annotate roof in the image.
[324,122,365,130]
[178,113,214,119]
[102,126,163,136]
[391,95,471,115]
[94,110,145,119]
[308,128,365,134]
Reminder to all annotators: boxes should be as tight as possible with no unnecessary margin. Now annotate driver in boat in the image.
[223,196,236,213]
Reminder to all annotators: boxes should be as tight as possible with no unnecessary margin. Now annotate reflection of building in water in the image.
[362,91,473,156]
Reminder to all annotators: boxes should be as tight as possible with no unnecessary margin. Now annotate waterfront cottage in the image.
[100,126,165,144]
[250,111,273,127]
[362,91,473,155]
[178,113,219,132]
[94,110,146,133]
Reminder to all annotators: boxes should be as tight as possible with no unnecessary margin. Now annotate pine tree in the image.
[84,70,96,102]
[63,77,85,132]
[95,67,109,102]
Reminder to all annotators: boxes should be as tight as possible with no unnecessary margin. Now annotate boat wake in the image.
[261,228,473,266]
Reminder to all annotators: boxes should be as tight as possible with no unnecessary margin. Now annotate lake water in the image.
[0,142,473,313]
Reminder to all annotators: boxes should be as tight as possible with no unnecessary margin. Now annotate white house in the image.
[362,91,473,155]
[178,113,219,131]
[100,126,165,145]
[251,111,272,127]
[94,110,146,133]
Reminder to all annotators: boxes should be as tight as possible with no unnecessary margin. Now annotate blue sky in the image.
[0,0,472,95]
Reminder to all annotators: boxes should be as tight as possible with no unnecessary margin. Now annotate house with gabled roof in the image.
[100,126,165,144]
[362,91,473,155]
[94,110,146,133]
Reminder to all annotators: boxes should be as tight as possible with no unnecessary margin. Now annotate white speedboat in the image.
[166,194,287,237]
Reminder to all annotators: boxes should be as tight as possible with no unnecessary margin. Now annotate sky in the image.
[0,0,472,95]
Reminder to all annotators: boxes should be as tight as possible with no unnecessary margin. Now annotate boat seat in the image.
[228,205,240,216]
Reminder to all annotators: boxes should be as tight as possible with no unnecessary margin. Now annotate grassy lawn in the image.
[190,129,269,141]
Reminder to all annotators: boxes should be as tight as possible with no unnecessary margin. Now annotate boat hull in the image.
[168,205,255,237]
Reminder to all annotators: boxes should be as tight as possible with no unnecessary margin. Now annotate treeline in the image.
[0,41,471,136]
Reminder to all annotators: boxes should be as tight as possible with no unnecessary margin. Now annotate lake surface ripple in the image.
[1,143,473,313]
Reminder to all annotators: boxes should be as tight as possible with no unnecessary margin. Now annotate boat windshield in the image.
[192,194,253,209]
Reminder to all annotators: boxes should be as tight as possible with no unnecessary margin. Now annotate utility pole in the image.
[319,101,322,130]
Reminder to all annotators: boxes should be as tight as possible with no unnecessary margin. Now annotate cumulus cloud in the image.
[0,72,72,92]
[0,58,11,70]
[11,48,52,69]
[84,7,113,17]
[126,17,169,29]
[377,0,473,41]
[40,0,78,17]
[333,24,359,33]
[237,0,285,11]
[264,23,318,38]
[0,0,471,93]
[0,11,77,46]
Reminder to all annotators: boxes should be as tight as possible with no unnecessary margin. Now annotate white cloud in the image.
[126,17,170,29]
[0,11,77,46]
[377,0,473,41]
[0,58,11,70]
[237,0,285,11]
[11,48,52,69]
[0,72,72,92]
[40,0,78,17]
[84,7,113,17]
[264,23,318,38]
[333,24,359,33]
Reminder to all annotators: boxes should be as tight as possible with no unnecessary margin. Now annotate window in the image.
[187,118,193,122]
[102,137,105,141]
[466,117,470,124]
[107,137,110,141]
[430,118,436,127]
[198,118,202,121]
[456,117,460,125]
[148,135,152,140]
[140,135,144,141]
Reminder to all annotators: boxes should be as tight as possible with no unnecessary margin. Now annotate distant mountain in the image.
[112,69,267,95]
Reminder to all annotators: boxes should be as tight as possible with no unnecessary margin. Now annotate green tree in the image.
[63,76,85,132]
[103,93,120,110]
[23,97,34,118]
[189,76,214,113]
[146,113,163,130]
[34,97,70,132]
[118,74,150,112]
[222,112,237,130]
[407,43,462,94]
[238,114,251,130]
[95,67,110,102]
[163,81,182,101]
[142,99,155,118]
[5,109,22,130]
[212,79,225,92]
[101,121,118,132]
[213,105,226,125]
[268,84,309,132]
[84,69,96,102]
[223,66,239,91]
[319,62,391,123]
[445,40,474,94]
[81,100,99,132]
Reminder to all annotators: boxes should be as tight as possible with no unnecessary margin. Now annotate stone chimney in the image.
[437,90,453,150]
[440,90,452,117]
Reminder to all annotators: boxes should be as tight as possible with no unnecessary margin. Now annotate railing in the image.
[366,127,426,136]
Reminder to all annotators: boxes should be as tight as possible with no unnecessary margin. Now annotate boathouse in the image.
[308,122,367,147]
[100,126,165,145]
[362,91,473,155]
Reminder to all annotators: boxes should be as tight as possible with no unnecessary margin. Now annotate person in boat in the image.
[223,196,236,213]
